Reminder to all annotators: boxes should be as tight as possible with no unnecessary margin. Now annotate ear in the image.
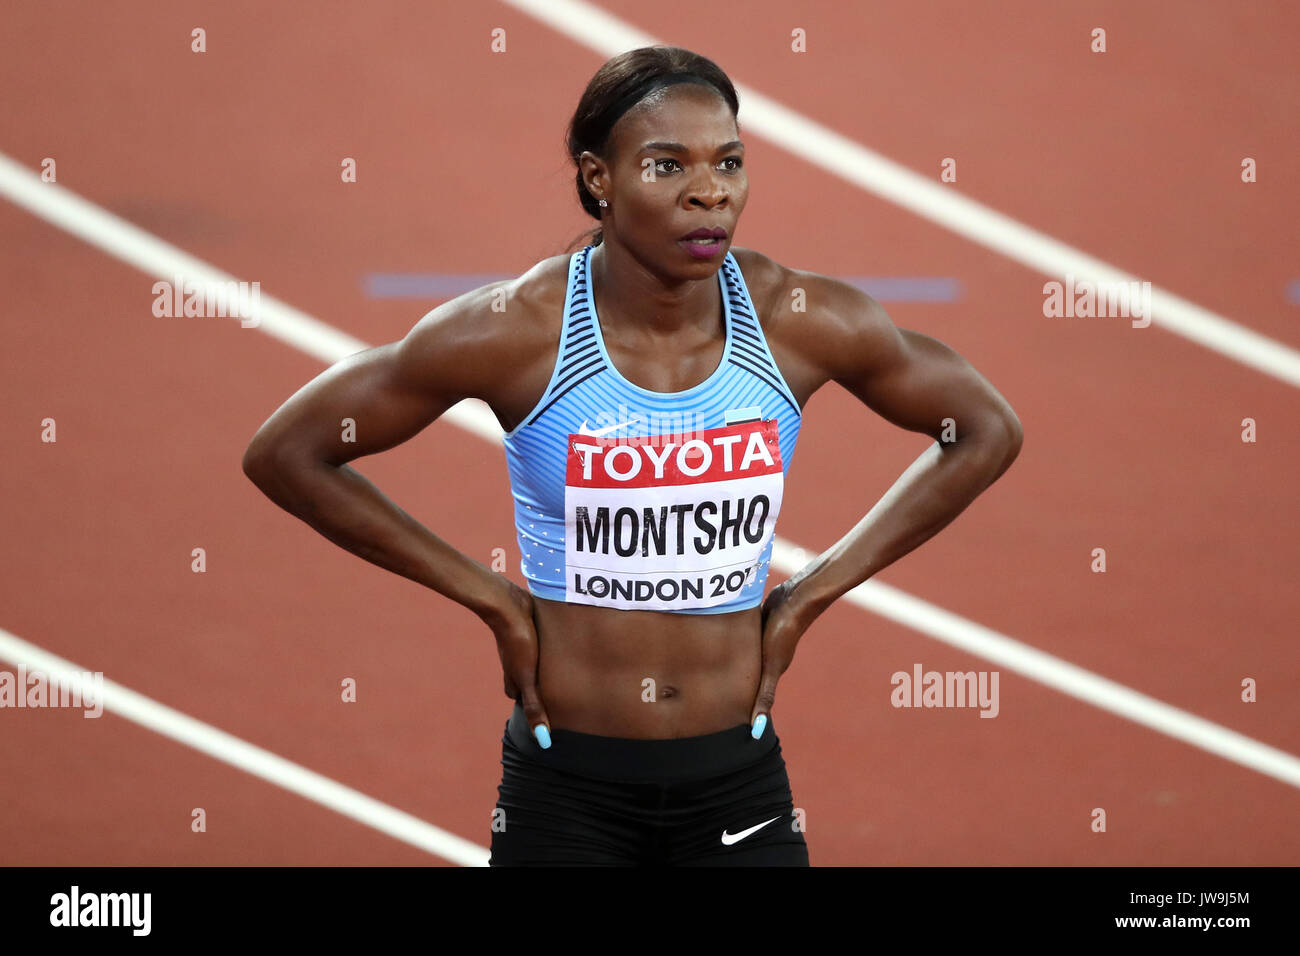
[579,151,608,204]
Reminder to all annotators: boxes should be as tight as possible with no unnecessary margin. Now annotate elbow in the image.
[241,449,266,487]
[991,407,1023,472]
[961,406,1022,473]
[241,437,306,516]
[242,429,288,489]
[1001,408,1024,463]
[241,430,327,518]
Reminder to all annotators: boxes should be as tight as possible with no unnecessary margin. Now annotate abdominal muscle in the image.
[530,595,763,739]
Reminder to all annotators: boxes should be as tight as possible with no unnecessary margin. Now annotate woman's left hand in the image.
[749,575,820,738]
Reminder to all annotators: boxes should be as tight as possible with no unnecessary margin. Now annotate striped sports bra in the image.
[501,244,802,614]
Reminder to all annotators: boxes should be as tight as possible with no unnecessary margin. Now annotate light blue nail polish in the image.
[533,724,551,749]
[751,714,767,739]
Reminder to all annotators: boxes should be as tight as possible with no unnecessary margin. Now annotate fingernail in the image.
[751,714,767,739]
[533,724,551,749]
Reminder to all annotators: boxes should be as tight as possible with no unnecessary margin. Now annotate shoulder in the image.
[406,250,570,343]
[491,249,572,345]
[394,250,572,396]
[729,246,902,382]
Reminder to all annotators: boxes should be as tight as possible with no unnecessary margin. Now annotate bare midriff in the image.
[531,595,763,739]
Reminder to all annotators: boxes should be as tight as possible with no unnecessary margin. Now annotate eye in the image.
[720,156,743,171]
[654,158,680,174]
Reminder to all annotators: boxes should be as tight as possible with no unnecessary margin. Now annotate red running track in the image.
[0,0,1296,865]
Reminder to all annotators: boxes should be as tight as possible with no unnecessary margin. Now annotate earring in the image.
[598,199,608,208]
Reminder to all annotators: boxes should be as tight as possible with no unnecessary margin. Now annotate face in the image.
[581,83,748,277]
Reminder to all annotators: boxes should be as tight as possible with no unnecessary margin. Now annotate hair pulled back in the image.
[565,46,739,249]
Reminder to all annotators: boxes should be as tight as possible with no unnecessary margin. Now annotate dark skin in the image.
[242,84,1023,742]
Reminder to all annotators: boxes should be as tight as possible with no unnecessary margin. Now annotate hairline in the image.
[601,85,739,166]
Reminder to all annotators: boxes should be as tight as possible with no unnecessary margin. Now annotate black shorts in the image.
[489,703,809,866]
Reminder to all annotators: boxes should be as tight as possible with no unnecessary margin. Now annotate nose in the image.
[685,170,729,210]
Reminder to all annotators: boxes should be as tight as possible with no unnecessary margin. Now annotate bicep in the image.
[245,300,491,468]
[819,283,1019,442]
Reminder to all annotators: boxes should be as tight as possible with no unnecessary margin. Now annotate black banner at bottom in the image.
[0,865,1284,941]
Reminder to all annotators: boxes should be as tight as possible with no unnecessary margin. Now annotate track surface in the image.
[1,0,1296,865]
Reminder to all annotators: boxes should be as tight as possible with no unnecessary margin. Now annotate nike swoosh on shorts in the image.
[720,816,782,846]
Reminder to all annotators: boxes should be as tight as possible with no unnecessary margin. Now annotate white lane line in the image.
[771,541,1300,789]
[0,153,365,364]
[4,154,1299,795]
[498,0,1300,390]
[0,626,491,866]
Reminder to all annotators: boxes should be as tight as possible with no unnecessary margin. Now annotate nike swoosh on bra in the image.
[720,816,782,846]
[576,418,640,437]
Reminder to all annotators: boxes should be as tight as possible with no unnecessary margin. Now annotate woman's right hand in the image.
[484,577,552,747]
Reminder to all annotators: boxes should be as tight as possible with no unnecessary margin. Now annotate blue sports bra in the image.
[500,245,802,614]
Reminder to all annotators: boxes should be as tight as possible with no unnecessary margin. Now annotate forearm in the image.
[791,420,1021,616]
[245,454,508,622]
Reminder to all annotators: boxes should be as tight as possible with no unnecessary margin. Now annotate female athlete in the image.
[241,46,1023,866]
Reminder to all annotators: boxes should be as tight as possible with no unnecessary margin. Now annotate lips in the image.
[680,227,728,241]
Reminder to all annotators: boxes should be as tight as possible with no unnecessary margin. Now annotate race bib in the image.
[563,419,784,611]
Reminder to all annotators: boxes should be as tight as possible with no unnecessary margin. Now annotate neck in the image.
[591,240,722,339]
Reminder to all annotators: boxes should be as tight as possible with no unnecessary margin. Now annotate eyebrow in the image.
[638,140,745,153]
